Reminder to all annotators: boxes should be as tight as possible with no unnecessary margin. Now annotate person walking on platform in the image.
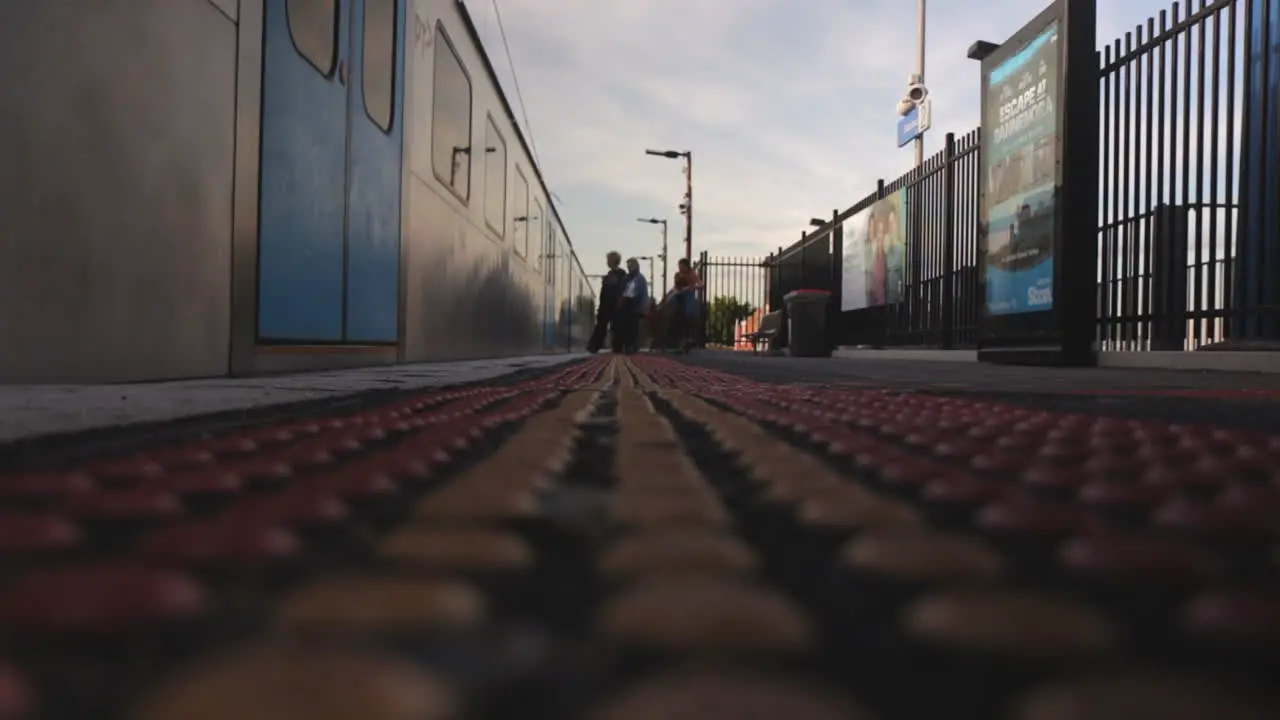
[614,257,649,354]
[667,258,703,353]
[588,252,627,353]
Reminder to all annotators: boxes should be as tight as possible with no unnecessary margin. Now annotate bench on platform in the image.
[744,310,785,354]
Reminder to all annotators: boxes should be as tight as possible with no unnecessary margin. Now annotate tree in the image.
[705,295,756,346]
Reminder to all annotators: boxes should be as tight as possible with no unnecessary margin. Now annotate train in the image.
[0,0,595,383]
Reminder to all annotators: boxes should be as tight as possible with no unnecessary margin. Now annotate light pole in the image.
[637,217,669,294]
[915,0,926,167]
[644,149,693,263]
[635,255,656,285]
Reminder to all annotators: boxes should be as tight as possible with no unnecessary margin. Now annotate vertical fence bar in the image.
[1223,0,1238,335]
[1146,19,1157,348]
[942,132,956,348]
[1204,4,1219,343]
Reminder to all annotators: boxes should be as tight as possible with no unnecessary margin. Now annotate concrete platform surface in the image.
[0,354,587,443]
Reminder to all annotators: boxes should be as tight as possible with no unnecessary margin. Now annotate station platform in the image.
[0,352,1277,719]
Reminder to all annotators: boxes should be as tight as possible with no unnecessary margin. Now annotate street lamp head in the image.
[645,149,687,159]
[967,40,999,61]
[636,217,662,224]
[808,218,826,227]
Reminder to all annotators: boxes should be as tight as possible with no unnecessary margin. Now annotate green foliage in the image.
[705,295,755,345]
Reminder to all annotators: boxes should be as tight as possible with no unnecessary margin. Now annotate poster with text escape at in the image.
[982,21,1059,316]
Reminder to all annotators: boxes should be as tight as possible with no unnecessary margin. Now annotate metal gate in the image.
[693,252,773,350]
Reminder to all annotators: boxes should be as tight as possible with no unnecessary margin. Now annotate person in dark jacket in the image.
[588,252,627,353]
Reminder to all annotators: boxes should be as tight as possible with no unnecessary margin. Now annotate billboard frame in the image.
[976,0,1098,366]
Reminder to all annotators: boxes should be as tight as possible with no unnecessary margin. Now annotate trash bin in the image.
[783,289,832,357]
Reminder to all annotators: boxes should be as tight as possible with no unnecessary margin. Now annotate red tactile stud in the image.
[976,500,1107,539]
[1181,589,1280,649]
[306,467,400,499]
[80,456,166,483]
[1077,479,1167,511]
[226,458,293,483]
[222,490,349,527]
[200,436,259,456]
[0,472,95,501]
[969,452,1033,475]
[1081,453,1148,479]
[0,663,33,718]
[1151,499,1278,542]
[1140,462,1223,493]
[142,470,244,496]
[921,476,1016,508]
[0,514,80,554]
[143,446,216,470]
[1059,535,1222,587]
[0,564,208,634]
[241,427,295,445]
[1217,483,1280,509]
[136,520,301,567]
[274,442,336,469]
[64,489,184,522]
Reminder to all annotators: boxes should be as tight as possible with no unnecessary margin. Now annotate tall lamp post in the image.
[644,149,693,263]
[637,217,669,295]
[635,256,656,285]
[915,0,926,167]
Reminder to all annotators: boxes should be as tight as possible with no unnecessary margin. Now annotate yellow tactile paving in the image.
[378,527,535,573]
[274,576,485,636]
[133,642,458,720]
[412,371,607,522]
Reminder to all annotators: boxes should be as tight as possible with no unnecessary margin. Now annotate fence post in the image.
[1151,204,1189,351]
[830,208,842,352]
[942,132,956,349]
[698,249,709,348]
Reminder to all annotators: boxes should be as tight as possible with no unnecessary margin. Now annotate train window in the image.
[483,117,507,236]
[362,0,396,131]
[531,199,544,270]
[512,167,529,258]
[431,24,472,202]
[287,0,338,76]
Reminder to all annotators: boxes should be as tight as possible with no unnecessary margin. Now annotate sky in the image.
[468,0,1184,277]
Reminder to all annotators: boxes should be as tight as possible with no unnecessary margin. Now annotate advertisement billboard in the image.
[840,189,907,311]
[982,21,1059,317]
[840,207,870,311]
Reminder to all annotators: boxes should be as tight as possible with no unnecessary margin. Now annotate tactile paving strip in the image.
[0,354,1276,719]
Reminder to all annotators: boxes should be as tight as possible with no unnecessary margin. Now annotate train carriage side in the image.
[0,0,576,384]
[400,0,573,362]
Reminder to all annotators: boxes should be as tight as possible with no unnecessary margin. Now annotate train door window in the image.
[362,0,396,131]
[431,24,472,202]
[512,167,529,258]
[483,116,507,237]
[287,0,339,76]
[531,199,544,270]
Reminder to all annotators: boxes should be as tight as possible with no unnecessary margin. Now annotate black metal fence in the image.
[690,253,772,349]
[747,0,1274,353]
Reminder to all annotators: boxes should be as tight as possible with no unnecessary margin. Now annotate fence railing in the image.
[722,0,1274,354]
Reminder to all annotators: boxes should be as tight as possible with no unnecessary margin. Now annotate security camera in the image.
[906,82,929,103]
[896,98,916,117]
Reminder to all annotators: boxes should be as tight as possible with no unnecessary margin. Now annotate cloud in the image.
[469,0,1177,275]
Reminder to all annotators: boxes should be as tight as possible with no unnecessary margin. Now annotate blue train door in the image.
[258,0,404,343]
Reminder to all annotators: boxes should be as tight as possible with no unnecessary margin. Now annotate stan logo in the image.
[1027,285,1052,306]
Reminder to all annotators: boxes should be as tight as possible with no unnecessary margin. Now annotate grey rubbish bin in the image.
[783,289,832,357]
